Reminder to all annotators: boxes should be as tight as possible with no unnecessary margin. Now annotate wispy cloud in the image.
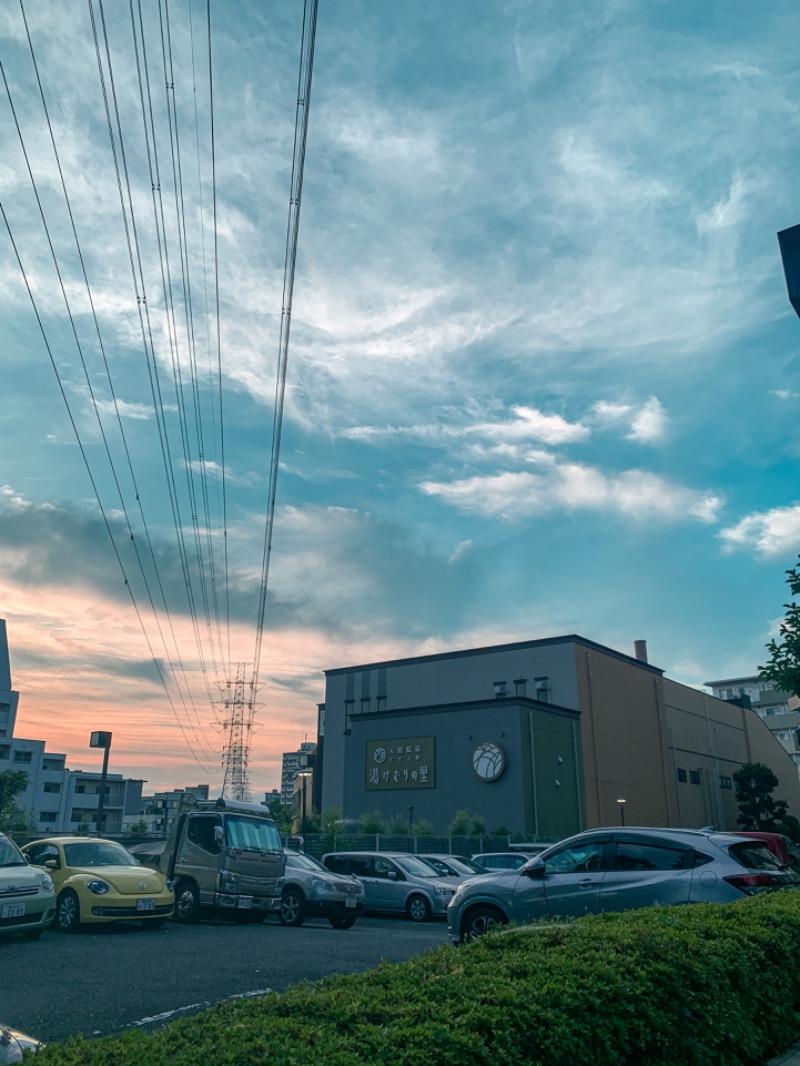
[421,462,722,524]
[719,505,800,557]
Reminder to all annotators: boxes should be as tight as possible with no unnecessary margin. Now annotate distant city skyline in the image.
[3,2,800,794]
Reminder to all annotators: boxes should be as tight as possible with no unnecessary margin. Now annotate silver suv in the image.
[322,851,457,921]
[280,850,365,928]
[0,831,55,940]
[448,826,800,944]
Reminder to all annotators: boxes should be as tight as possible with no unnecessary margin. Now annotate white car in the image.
[322,851,457,921]
[0,832,55,941]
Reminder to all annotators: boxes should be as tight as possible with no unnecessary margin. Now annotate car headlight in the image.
[39,874,53,892]
[219,870,238,893]
[87,879,110,895]
[434,884,455,896]
[310,877,334,892]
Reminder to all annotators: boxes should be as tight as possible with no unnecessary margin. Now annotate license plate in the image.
[2,902,24,919]
[237,896,253,909]
[136,898,155,912]
[345,897,357,909]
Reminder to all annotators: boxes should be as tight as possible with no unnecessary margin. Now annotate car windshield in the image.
[225,815,281,853]
[64,841,136,867]
[0,837,26,868]
[452,856,488,873]
[730,842,790,871]
[394,855,444,877]
[285,851,326,872]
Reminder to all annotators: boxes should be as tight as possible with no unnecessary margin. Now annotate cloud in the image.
[592,397,667,443]
[628,397,667,443]
[719,505,800,558]
[468,406,589,447]
[420,462,722,524]
[696,172,750,233]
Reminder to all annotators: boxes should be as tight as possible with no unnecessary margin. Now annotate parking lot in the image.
[1,915,448,1043]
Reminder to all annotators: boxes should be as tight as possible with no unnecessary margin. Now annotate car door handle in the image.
[577,879,598,888]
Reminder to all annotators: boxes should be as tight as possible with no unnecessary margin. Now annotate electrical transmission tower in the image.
[219,663,257,801]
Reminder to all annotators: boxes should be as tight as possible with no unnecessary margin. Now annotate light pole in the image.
[90,731,112,836]
[616,797,627,826]
[408,805,414,831]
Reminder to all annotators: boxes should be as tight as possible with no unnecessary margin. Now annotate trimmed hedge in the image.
[35,891,800,1066]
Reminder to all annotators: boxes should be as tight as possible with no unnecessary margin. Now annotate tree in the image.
[734,762,790,832]
[447,809,487,836]
[320,806,343,834]
[358,810,385,834]
[266,798,292,834]
[760,557,800,698]
[0,770,33,833]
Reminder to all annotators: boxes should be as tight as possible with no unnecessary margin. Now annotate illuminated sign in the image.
[365,736,435,790]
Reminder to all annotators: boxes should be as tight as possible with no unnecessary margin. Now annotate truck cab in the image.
[161,797,284,923]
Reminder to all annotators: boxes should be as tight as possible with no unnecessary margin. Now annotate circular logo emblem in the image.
[472,742,506,782]
[373,747,387,764]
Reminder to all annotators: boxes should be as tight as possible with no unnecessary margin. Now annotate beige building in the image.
[317,635,800,838]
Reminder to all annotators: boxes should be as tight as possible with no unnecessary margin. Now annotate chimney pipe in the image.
[634,640,648,663]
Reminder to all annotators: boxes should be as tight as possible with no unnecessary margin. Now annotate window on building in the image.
[13,750,32,764]
[75,784,86,793]
[0,746,10,760]
[676,768,687,783]
[39,811,57,823]
[689,771,701,785]
[43,782,61,793]
[376,695,387,712]
[719,776,732,790]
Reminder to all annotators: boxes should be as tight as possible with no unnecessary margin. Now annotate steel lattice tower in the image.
[220,663,256,801]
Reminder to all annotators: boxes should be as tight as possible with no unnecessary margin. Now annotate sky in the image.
[1,0,800,797]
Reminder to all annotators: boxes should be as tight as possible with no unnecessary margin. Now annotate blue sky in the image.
[1,0,800,794]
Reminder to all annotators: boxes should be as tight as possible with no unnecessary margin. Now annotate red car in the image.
[733,832,800,871]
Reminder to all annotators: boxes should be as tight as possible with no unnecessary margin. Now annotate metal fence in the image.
[283,834,555,860]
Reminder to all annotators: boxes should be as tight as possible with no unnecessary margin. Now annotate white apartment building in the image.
[705,674,800,774]
[281,742,316,806]
[0,619,145,834]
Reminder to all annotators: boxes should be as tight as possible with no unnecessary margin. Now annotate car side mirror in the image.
[43,858,60,870]
[387,870,397,879]
[523,856,545,878]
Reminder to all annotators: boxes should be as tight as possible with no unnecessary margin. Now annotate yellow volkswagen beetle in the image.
[22,837,174,933]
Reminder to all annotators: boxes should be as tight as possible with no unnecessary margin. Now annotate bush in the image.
[32,891,800,1066]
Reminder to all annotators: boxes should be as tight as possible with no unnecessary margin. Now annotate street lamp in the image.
[89,731,113,836]
[408,805,414,831]
[616,797,627,826]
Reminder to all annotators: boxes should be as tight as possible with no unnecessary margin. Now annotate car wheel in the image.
[55,889,81,933]
[463,905,506,942]
[406,894,432,923]
[174,881,200,923]
[279,888,306,927]
[141,918,165,930]
[329,915,356,929]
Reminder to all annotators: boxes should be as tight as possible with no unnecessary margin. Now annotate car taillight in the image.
[723,872,788,895]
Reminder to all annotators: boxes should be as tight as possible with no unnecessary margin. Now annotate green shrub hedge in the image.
[35,891,800,1066]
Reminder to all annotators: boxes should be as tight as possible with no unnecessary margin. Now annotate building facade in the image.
[705,674,800,774]
[317,635,800,839]
[0,619,145,835]
[281,741,316,807]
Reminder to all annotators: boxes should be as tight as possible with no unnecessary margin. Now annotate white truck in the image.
[158,796,285,923]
